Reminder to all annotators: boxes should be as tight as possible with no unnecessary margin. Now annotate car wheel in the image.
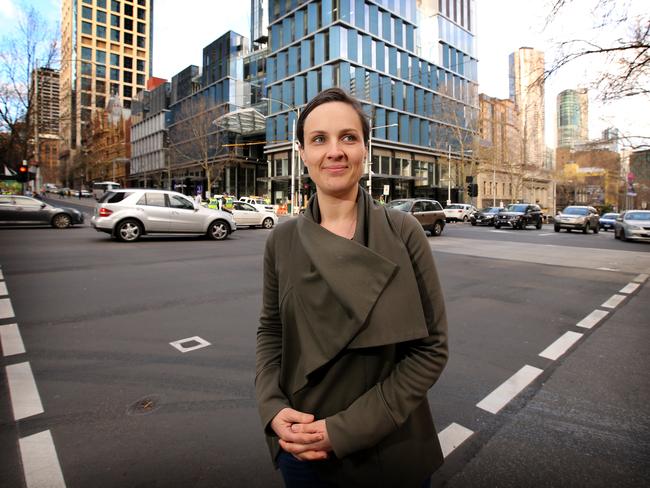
[471,221,477,226]
[116,219,142,242]
[583,223,589,234]
[620,229,627,242]
[207,220,229,240]
[518,221,525,230]
[494,223,501,229]
[432,221,443,236]
[554,224,560,232]
[463,215,468,222]
[51,213,72,229]
[536,219,542,230]
[614,229,620,239]
[262,217,274,229]
[593,225,599,234]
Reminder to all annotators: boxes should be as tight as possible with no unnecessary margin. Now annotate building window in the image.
[111,14,119,27]
[136,59,145,72]
[137,21,145,34]
[110,68,119,81]
[81,61,92,75]
[124,4,133,16]
[123,85,132,98]
[81,47,92,61]
[82,21,92,35]
[124,32,133,45]
[96,10,106,23]
[96,95,106,108]
[82,6,92,20]
[110,53,120,66]
[124,56,133,69]
[138,0,145,5]
[81,77,92,91]
[96,50,106,64]
[136,7,145,20]
[97,0,107,7]
[110,29,119,42]
[96,25,106,38]
[124,18,133,30]
[137,36,145,48]
[124,71,132,83]
[96,80,106,92]
[96,64,106,78]
[111,0,120,12]
[80,92,92,107]
[137,73,145,85]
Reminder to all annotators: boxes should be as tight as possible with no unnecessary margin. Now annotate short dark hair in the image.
[296,87,369,147]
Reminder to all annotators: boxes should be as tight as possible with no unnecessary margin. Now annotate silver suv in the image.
[554,206,600,234]
[91,189,236,242]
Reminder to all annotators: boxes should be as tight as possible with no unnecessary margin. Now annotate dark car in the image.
[0,195,84,228]
[554,206,600,233]
[599,212,619,232]
[385,198,446,236]
[494,203,543,230]
[470,207,503,226]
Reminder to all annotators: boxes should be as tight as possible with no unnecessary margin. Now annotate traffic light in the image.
[17,165,29,183]
[467,183,478,197]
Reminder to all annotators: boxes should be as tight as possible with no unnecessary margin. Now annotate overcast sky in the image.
[3,0,648,148]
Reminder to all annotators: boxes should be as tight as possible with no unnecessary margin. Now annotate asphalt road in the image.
[1,208,649,487]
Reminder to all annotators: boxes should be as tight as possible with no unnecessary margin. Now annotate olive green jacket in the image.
[255,189,449,487]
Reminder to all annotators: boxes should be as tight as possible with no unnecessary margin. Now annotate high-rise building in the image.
[60,0,153,161]
[264,0,479,204]
[556,88,588,148]
[29,68,61,184]
[509,47,545,168]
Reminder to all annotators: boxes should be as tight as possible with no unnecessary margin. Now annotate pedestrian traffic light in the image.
[17,165,29,183]
[466,184,473,196]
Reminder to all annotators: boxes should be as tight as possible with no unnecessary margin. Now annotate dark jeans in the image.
[277,451,431,488]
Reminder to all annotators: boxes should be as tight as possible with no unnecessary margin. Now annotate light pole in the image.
[447,144,452,206]
[367,122,397,198]
[262,97,301,215]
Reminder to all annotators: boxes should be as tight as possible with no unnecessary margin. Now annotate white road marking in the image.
[6,362,44,420]
[632,273,648,283]
[0,269,3,279]
[477,365,543,414]
[1,323,26,356]
[538,233,554,236]
[19,430,66,488]
[576,309,609,329]
[170,336,211,353]
[0,281,7,296]
[619,282,640,294]
[539,331,584,360]
[438,422,474,458]
[0,297,15,319]
[601,294,626,309]
[596,267,619,272]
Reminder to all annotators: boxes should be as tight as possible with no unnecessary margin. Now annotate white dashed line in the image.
[1,324,26,356]
[596,267,619,272]
[170,336,211,353]
[539,331,583,360]
[438,423,474,458]
[0,281,7,296]
[576,309,609,329]
[619,282,640,294]
[6,362,44,421]
[0,268,3,280]
[19,430,66,488]
[537,233,554,236]
[632,273,648,283]
[0,297,15,319]
[477,365,543,414]
[601,294,626,309]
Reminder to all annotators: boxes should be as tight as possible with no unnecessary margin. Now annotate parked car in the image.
[239,196,275,214]
[614,210,650,242]
[0,195,84,228]
[444,203,477,222]
[90,189,236,242]
[554,206,600,233]
[230,201,278,228]
[494,203,543,229]
[385,198,446,236]
[599,212,619,232]
[470,207,503,226]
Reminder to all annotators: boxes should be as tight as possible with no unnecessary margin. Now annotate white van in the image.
[92,181,121,200]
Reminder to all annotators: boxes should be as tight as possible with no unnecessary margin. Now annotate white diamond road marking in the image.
[576,309,609,329]
[0,297,15,320]
[6,362,44,421]
[601,294,626,309]
[633,273,648,283]
[170,336,211,353]
[476,365,543,414]
[19,430,67,488]
[539,331,584,360]
[619,282,640,294]
[0,281,7,296]
[0,323,26,356]
[438,422,474,458]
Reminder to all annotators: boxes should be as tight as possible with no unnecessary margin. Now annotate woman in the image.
[255,88,448,487]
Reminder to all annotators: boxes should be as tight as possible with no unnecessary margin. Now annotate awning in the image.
[213,108,266,135]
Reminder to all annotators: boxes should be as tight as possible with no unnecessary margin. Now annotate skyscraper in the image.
[30,68,61,184]
[509,47,545,168]
[557,88,588,148]
[60,0,153,161]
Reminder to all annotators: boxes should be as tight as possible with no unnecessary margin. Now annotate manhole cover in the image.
[127,395,161,415]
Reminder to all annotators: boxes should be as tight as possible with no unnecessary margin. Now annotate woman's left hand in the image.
[278,419,332,461]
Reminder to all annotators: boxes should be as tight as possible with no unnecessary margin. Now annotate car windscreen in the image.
[563,207,588,215]
[602,213,619,219]
[481,207,500,213]
[625,212,650,221]
[385,200,412,211]
[447,204,463,209]
[506,204,527,212]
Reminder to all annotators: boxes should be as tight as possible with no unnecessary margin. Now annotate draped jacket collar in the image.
[287,188,429,394]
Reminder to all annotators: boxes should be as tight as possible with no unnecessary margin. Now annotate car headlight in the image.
[627,224,642,230]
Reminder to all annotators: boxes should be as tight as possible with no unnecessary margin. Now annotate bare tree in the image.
[168,97,230,195]
[0,4,58,167]
[545,0,649,101]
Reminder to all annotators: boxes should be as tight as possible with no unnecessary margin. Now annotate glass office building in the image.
[264,0,478,204]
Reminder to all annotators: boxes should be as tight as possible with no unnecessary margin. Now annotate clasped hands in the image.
[271,407,332,461]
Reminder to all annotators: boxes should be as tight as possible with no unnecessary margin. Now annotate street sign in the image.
[383,185,389,195]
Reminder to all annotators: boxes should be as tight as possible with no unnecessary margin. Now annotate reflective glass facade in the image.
[265,0,478,201]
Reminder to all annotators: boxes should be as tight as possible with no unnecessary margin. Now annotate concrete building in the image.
[29,68,61,185]
[556,88,588,148]
[264,0,479,206]
[60,0,153,170]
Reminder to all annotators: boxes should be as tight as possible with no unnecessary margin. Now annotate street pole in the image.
[447,144,452,206]
[493,163,496,207]
[368,121,373,198]
[290,117,296,215]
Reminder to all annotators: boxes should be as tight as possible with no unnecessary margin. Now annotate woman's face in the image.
[299,101,367,199]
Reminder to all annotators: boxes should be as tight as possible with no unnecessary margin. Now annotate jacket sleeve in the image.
[255,231,291,435]
[326,214,449,458]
